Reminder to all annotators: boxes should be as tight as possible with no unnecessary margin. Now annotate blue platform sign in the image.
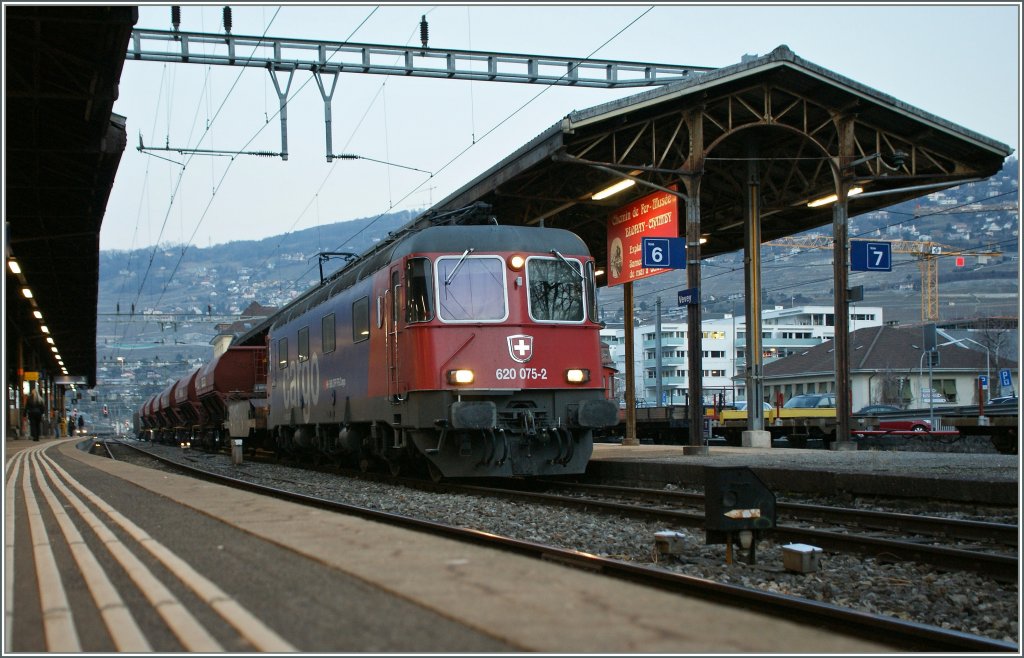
[677,287,699,306]
[979,375,989,390]
[851,241,892,272]
[1000,368,1013,388]
[641,237,686,270]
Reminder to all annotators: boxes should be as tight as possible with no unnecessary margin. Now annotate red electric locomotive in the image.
[266,219,618,479]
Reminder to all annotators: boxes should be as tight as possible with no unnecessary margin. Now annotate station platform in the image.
[3,436,893,653]
[588,443,1019,504]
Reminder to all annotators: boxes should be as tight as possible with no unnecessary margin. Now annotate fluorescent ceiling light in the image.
[21,288,33,299]
[8,260,21,275]
[807,186,864,208]
[41,325,49,334]
[33,311,42,319]
[592,178,635,201]
[46,337,54,345]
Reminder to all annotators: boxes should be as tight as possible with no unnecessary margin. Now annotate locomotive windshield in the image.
[527,256,585,323]
[436,255,508,322]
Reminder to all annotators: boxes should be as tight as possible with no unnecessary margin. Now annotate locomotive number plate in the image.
[495,367,548,381]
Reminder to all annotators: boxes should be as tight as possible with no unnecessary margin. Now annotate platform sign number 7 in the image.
[851,241,892,272]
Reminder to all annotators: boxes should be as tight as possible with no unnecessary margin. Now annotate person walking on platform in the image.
[24,385,45,441]
[77,414,85,435]
[58,415,67,438]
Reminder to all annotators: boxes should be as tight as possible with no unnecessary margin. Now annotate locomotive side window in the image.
[391,270,401,324]
[405,258,434,323]
[322,313,336,353]
[277,338,288,370]
[526,256,585,323]
[297,326,309,362]
[585,261,599,322]
[352,297,370,342]
[436,255,508,322]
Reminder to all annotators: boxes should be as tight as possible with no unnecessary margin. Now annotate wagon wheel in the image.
[427,461,444,483]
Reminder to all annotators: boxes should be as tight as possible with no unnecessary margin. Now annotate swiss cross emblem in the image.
[507,334,534,363]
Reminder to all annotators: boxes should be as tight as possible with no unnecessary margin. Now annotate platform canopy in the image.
[5,6,137,388]
[422,45,1011,272]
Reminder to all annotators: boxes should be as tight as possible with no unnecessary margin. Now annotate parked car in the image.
[987,395,1018,406]
[854,405,931,432]
[732,401,775,411]
[783,393,836,409]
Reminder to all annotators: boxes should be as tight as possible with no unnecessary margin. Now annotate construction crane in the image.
[765,236,1003,321]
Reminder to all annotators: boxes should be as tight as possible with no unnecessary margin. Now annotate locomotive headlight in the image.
[447,369,475,385]
[508,254,525,271]
[565,368,590,384]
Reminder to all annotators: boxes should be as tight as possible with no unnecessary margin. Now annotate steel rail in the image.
[110,440,1016,652]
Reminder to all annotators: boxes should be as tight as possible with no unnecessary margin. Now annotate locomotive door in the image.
[385,265,404,400]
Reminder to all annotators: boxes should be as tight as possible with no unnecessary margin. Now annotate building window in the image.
[932,378,958,403]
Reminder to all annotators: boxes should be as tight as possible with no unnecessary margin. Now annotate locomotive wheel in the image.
[388,460,402,477]
[427,461,444,483]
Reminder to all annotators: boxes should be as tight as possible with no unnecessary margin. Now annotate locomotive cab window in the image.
[277,338,288,370]
[526,256,585,323]
[297,326,309,362]
[436,255,508,322]
[353,297,370,342]
[585,261,598,322]
[405,258,434,323]
[322,314,336,353]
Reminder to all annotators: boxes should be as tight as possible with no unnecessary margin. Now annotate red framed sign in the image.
[606,187,679,287]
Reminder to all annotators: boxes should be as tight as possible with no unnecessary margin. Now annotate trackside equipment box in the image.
[782,543,822,573]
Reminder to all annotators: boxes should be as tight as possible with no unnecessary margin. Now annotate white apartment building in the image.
[601,305,884,407]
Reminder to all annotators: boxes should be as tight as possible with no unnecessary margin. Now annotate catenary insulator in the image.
[420,15,428,49]
[171,6,181,31]
[223,6,232,34]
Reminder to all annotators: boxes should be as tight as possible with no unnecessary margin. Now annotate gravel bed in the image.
[114,441,1019,643]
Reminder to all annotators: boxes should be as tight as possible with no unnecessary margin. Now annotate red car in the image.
[855,405,931,432]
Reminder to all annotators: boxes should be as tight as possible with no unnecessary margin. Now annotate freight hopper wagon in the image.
[171,370,203,446]
[195,345,269,451]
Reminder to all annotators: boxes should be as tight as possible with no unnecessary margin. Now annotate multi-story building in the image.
[601,305,884,407]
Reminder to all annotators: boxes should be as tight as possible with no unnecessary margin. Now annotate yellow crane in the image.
[765,236,1003,321]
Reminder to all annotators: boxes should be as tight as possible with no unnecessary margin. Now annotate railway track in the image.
[412,478,1019,583]
[108,438,1017,651]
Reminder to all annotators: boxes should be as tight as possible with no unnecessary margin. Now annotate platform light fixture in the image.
[21,287,33,299]
[807,186,863,208]
[33,310,42,319]
[8,259,21,275]
[41,325,49,334]
[592,178,635,200]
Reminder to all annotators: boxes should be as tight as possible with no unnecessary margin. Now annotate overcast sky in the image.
[100,3,1021,253]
